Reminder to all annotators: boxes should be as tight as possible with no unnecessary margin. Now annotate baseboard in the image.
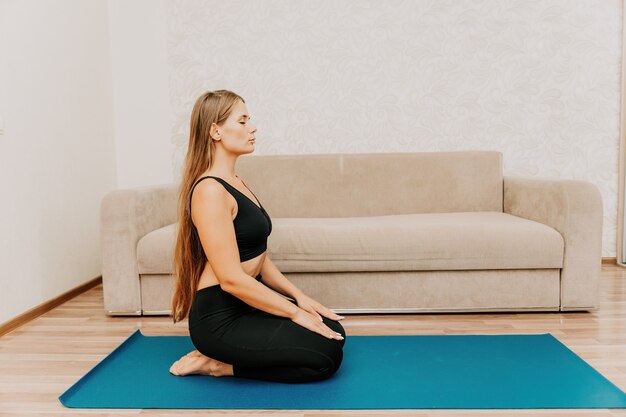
[602,257,617,265]
[0,275,102,337]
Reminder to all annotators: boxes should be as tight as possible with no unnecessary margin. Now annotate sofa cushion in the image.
[136,211,563,274]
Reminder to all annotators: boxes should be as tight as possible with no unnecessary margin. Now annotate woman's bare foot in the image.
[169,350,234,377]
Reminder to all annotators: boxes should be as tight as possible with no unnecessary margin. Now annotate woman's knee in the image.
[326,319,345,336]
[258,316,345,377]
[322,316,346,347]
[329,344,344,373]
[316,339,344,376]
[307,348,343,381]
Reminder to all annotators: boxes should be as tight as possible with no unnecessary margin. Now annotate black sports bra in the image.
[189,175,272,262]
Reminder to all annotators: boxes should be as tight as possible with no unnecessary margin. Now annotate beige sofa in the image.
[100,151,604,316]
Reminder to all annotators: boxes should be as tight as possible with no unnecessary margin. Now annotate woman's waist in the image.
[190,273,262,321]
[196,272,262,293]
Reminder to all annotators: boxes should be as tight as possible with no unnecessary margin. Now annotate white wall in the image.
[108,0,171,188]
[0,0,116,324]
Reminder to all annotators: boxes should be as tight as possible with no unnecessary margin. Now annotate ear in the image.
[210,123,221,141]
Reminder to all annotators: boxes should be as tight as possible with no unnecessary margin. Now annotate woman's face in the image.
[213,100,257,153]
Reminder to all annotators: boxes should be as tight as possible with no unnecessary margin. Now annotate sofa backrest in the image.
[237,151,503,217]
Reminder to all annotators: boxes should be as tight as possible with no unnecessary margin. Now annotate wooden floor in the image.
[1,265,625,417]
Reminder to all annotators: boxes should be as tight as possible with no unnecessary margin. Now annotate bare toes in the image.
[169,362,179,375]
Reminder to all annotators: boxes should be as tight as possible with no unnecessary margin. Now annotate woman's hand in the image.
[290,308,344,341]
[294,293,344,322]
[288,293,345,341]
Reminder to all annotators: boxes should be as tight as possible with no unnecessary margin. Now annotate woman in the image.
[169,89,346,383]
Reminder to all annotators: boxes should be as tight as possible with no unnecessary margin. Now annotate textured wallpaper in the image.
[166,0,622,257]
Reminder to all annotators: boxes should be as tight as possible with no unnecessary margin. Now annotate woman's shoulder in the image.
[190,180,236,224]
[191,177,230,202]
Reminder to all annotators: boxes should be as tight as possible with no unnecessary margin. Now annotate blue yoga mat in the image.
[59,329,626,409]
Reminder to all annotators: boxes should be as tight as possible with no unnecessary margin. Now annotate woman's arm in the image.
[260,255,345,322]
[260,255,305,300]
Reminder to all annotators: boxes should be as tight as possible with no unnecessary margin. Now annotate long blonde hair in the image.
[171,89,245,323]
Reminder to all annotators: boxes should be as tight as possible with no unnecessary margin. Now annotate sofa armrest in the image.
[503,176,603,310]
[100,183,179,315]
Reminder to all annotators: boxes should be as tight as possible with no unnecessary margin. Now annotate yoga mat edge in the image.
[58,329,144,407]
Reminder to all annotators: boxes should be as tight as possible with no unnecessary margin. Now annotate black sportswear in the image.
[189,175,272,262]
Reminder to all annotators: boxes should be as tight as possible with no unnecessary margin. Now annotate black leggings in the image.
[188,273,346,383]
